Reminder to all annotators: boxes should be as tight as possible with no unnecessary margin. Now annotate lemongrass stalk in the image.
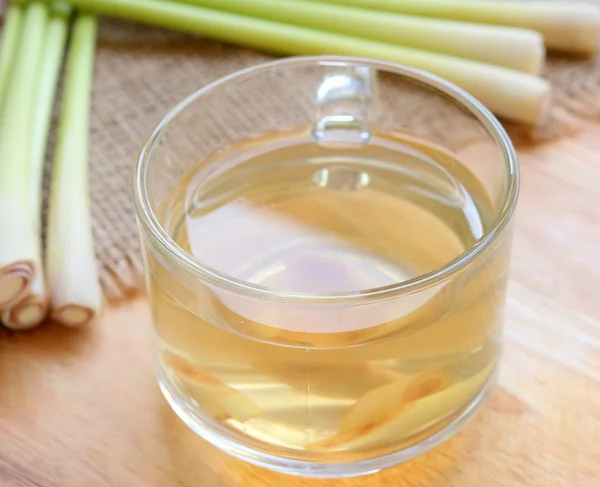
[320,0,600,55]
[47,13,101,327]
[0,1,48,309]
[163,350,262,422]
[0,2,24,109]
[179,0,544,74]
[336,369,452,433]
[309,362,494,450]
[60,0,550,124]
[2,3,71,330]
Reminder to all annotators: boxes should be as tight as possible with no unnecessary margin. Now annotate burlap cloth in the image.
[30,13,600,299]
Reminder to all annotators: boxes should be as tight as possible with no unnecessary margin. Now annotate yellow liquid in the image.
[147,129,509,462]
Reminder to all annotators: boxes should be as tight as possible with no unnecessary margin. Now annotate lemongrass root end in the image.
[0,261,34,307]
[2,294,48,330]
[51,304,95,327]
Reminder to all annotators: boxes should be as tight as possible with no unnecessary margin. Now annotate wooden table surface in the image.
[1,127,599,487]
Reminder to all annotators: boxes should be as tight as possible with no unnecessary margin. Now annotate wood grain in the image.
[1,128,600,486]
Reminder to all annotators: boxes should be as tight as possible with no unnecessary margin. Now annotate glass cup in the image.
[133,56,518,478]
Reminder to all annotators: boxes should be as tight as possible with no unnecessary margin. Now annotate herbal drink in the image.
[146,127,508,462]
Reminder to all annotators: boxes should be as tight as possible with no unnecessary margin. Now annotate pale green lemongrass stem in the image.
[2,3,72,329]
[178,0,544,74]
[61,0,550,124]
[47,13,101,327]
[319,0,600,55]
[0,3,24,110]
[0,1,48,309]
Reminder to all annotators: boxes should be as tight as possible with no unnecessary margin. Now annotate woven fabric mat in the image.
[28,12,600,299]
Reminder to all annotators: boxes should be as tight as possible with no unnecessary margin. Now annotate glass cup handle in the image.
[312,65,372,145]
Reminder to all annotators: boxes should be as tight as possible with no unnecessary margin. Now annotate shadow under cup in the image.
[133,56,519,478]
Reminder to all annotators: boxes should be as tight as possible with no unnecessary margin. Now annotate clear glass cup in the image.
[133,56,518,478]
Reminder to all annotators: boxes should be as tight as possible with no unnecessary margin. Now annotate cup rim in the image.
[133,55,519,303]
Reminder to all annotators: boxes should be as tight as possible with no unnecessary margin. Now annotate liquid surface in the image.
[173,131,489,298]
[148,129,508,461]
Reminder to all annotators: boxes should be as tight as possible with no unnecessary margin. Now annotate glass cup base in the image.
[157,360,495,479]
